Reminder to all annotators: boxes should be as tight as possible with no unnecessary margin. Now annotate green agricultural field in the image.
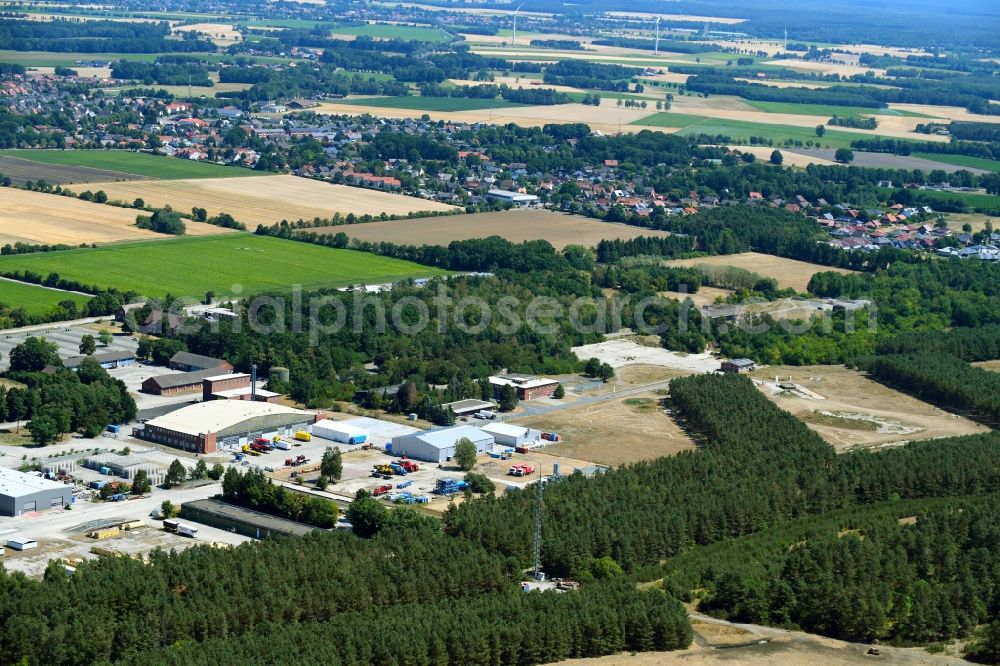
[0,50,160,67]
[0,279,90,316]
[635,113,863,148]
[333,96,526,111]
[912,152,1000,173]
[330,23,452,42]
[877,186,1000,211]
[0,236,449,299]
[0,150,257,180]
[744,100,932,117]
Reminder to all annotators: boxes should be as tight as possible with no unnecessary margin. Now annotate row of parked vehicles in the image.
[371,459,419,480]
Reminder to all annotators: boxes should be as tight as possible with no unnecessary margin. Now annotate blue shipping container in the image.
[106,425,120,434]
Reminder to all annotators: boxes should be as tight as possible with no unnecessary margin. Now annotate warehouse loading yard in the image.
[0,369,613,576]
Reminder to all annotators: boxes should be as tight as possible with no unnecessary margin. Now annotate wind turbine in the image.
[512,4,523,47]
[655,17,660,54]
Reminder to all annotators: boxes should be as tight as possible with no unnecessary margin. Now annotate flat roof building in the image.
[202,373,280,403]
[312,419,369,445]
[479,422,540,447]
[0,468,74,516]
[487,189,540,208]
[390,425,495,463]
[181,498,315,539]
[489,374,560,401]
[138,401,318,454]
[443,399,496,416]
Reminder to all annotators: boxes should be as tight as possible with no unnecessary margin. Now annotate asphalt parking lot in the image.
[0,324,138,371]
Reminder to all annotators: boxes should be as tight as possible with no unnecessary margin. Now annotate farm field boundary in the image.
[0,235,450,299]
[0,150,257,180]
[320,209,672,248]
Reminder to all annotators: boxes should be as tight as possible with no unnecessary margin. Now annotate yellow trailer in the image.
[294,431,312,442]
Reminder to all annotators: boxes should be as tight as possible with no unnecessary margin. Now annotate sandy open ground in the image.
[81,175,456,227]
[312,101,654,134]
[323,209,671,248]
[514,391,696,466]
[662,285,734,308]
[573,339,720,372]
[0,187,233,245]
[748,365,989,451]
[666,252,857,292]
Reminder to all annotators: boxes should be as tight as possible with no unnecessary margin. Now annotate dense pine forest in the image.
[3,375,1000,663]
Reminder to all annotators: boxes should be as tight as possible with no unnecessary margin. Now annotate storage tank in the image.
[271,366,290,383]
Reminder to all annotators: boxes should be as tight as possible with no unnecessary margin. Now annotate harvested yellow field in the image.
[888,104,1000,124]
[312,101,653,134]
[735,77,830,89]
[606,11,747,24]
[0,187,232,245]
[32,66,112,78]
[447,77,587,94]
[728,145,837,167]
[85,174,456,227]
[666,252,856,292]
[323,209,671,248]
[173,23,242,44]
[765,58,887,78]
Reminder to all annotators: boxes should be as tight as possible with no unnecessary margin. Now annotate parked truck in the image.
[285,455,309,467]
[388,463,408,476]
[433,478,469,495]
[176,524,198,538]
[508,464,535,477]
[372,485,392,496]
[397,460,419,473]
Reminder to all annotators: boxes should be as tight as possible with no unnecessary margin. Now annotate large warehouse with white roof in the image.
[390,425,495,463]
[137,401,319,454]
[0,468,74,516]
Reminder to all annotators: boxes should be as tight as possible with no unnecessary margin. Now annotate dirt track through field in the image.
[322,209,671,248]
[0,155,150,185]
[82,175,456,227]
[0,187,232,245]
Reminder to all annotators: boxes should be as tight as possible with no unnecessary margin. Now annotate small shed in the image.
[720,358,756,374]
[6,536,38,551]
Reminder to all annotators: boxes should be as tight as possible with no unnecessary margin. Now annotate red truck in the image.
[373,485,392,496]
[397,460,419,473]
[285,455,308,467]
